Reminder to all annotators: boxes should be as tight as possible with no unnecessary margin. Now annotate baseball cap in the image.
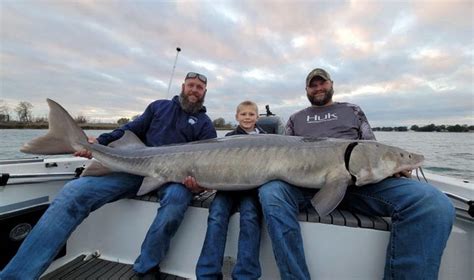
[306,68,331,86]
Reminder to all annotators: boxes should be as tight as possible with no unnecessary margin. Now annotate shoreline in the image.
[0,122,119,130]
[0,123,232,130]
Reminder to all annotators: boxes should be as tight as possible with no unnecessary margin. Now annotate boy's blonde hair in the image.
[236,100,259,114]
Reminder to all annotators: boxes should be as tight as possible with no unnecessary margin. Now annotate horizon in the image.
[1,1,473,127]
[1,106,472,130]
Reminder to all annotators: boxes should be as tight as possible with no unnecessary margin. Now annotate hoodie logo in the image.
[307,113,338,123]
[188,116,198,125]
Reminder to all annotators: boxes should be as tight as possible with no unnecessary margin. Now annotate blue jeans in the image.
[258,178,455,280]
[196,191,262,280]
[0,173,193,279]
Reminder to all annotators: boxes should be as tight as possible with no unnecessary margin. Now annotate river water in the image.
[1,129,473,181]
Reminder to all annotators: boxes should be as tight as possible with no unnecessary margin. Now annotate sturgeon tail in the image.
[21,99,88,155]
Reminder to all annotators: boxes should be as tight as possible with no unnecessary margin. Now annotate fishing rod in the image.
[167,47,181,96]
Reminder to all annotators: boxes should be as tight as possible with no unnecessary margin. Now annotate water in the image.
[374,132,473,181]
[1,129,473,181]
[0,129,112,159]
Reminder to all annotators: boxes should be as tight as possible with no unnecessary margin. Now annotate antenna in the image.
[167,47,181,96]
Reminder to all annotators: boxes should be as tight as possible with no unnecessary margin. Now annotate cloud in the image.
[0,1,472,127]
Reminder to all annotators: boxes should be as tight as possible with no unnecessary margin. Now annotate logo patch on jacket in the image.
[188,116,198,125]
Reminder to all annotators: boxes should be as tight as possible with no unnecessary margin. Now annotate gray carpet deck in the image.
[41,255,187,280]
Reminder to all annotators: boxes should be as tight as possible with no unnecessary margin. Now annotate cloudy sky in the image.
[1,0,473,127]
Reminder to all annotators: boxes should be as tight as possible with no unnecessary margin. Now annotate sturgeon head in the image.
[348,141,424,186]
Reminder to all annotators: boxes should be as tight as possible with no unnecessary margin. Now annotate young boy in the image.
[196,101,265,279]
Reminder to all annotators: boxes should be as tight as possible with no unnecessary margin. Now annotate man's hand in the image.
[393,169,413,178]
[73,136,97,159]
[182,176,207,193]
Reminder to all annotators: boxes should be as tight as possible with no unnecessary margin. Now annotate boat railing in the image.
[0,171,81,186]
[0,158,45,165]
[443,192,474,221]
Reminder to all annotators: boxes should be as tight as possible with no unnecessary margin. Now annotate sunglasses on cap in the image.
[185,72,207,84]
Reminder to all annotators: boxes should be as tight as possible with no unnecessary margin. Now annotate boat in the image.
[1,116,473,279]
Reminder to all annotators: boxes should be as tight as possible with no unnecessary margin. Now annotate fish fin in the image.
[81,159,113,176]
[109,130,147,150]
[137,176,167,196]
[21,99,88,155]
[311,177,349,217]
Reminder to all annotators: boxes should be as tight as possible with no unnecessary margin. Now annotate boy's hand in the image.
[183,176,207,193]
[73,136,97,159]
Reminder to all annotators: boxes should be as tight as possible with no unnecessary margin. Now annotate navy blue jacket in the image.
[97,95,217,147]
[225,124,267,136]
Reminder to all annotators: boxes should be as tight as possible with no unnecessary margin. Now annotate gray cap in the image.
[306,68,331,86]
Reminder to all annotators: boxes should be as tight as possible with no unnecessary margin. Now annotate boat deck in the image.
[40,255,186,280]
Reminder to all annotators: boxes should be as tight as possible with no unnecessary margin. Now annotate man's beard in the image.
[307,87,334,106]
[179,91,205,114]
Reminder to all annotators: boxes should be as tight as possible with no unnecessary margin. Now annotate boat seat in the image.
[133,190,392,232]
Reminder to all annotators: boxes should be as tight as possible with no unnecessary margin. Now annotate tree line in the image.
[0,101,33,122]
[373,124,474,132]
[0,100,129,129]
[1,100,471,132]
[0,100,234,130]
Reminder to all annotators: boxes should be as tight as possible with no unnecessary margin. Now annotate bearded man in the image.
[0,72,216,279]
[257,68,454,280]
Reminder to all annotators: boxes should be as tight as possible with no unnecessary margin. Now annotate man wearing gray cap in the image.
[257,68,455,279]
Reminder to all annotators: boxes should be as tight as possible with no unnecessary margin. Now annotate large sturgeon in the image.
[21,99,424,216]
